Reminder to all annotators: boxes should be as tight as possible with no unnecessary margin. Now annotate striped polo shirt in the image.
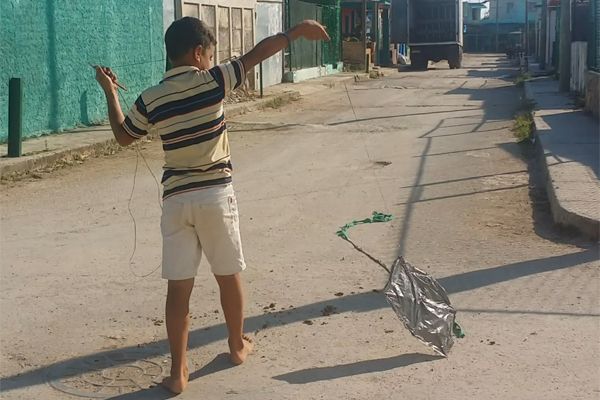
[122,59,245,199]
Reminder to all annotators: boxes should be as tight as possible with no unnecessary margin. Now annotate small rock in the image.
[303,320,314,325]
[321,305,337,316]
[334,292,344,297]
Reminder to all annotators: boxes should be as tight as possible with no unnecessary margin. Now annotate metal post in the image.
[8,78,23,158]
[495,0,500,52]
[525,0,529,56]
[363,0,368,71]
[524,0,529,71]
[540,0,547,69]
[259,62,264,98]
[559,0,571,91]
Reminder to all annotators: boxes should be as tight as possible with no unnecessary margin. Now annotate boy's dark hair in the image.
[165,17,217,61]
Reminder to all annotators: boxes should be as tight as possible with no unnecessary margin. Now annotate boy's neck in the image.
[172,62,202,69]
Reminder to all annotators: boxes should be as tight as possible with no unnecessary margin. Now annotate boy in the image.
[95,17,329,394]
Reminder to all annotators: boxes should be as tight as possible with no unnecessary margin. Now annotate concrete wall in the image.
[256,1,283,88]
[486,0,538,24]
[585,71,600,119]
[571,42,588,95]
[0,0,165,142]
[163,0,176,33]
[342,41,365,65]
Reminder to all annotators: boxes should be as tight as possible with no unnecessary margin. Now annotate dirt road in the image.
[1,54,598,400]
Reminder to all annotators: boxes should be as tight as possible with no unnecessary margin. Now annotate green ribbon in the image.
[453,321,466,338]
[336,211,393,241]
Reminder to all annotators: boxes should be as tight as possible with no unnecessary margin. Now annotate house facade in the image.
[172,0,256,65]
[477,0,541,52]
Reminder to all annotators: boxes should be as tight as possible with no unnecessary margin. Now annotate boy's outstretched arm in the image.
[240,20,329,71]
[95,67,136,147]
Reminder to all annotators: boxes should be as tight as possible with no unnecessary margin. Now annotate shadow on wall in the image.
[80,91,90,125]
[46,0,59,131]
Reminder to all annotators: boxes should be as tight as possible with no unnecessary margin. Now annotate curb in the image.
[525,82,600,240]
[532,132,600,240]
[0,138,119,179]
[0,91,301,180]
[225,90,301,118]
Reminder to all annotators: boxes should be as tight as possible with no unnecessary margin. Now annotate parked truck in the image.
[406,0,464,70]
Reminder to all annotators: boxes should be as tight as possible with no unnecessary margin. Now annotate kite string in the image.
[344,83,390,213]
[336,211,392,274]
[117,89,163,278]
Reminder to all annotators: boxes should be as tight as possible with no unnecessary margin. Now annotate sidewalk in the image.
[0,73,366,179]
[525,77,600,239]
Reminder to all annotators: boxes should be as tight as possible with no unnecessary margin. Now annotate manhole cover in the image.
[47,351,165,398]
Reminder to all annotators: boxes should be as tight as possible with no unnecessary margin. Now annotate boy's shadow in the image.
[107,353,233,400]
[189,353,234,380]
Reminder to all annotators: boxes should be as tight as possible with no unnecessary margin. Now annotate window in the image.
[201,5,216,37]
[201,5,216,66]
[232,8,243,58]
[506,2,514,14]
[183,2,199,18]
[218,6,231,62]
[472,8,479,21]
[243,8,253,55]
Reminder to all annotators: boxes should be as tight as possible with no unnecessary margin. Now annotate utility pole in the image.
[525,0,529,56]
[363,0,368,72]
[558,0,571,91]
[540,0,547,69]
[524,0,530,71]
[495,0,500,52]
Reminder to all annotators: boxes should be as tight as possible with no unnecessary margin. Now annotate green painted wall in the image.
[0,0,165,141]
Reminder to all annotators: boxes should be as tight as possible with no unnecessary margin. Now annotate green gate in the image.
[286,0,341,70]
[590,0,600,71]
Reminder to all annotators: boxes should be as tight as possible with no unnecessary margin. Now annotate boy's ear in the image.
[194,45,204,61]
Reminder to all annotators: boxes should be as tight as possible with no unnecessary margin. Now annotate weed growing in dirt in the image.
[512,97,536,143]
[264,97,286,109]
[515,72,532,87]
[513,113,534,142]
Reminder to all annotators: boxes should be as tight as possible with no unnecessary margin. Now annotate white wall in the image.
[163,0,175,33]
[256,1,283,88]
[571,42,588,94]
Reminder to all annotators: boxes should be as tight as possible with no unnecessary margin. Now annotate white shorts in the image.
[160,184,246,280]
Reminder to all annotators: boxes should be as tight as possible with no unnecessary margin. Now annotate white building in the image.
[163,0,284,89]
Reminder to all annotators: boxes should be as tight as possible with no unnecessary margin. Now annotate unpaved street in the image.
[1,54,598,400]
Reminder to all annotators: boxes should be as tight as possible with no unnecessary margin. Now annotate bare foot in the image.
[161,366,189,394]
[229,335,253,365]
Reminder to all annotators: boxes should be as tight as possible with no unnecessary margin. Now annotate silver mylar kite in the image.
[383,256,456,356]
[337,212,462,357]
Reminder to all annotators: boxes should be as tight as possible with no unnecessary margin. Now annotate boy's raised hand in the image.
[293,20,330,42]
[240,19,329,71]
[94,66,119,94]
